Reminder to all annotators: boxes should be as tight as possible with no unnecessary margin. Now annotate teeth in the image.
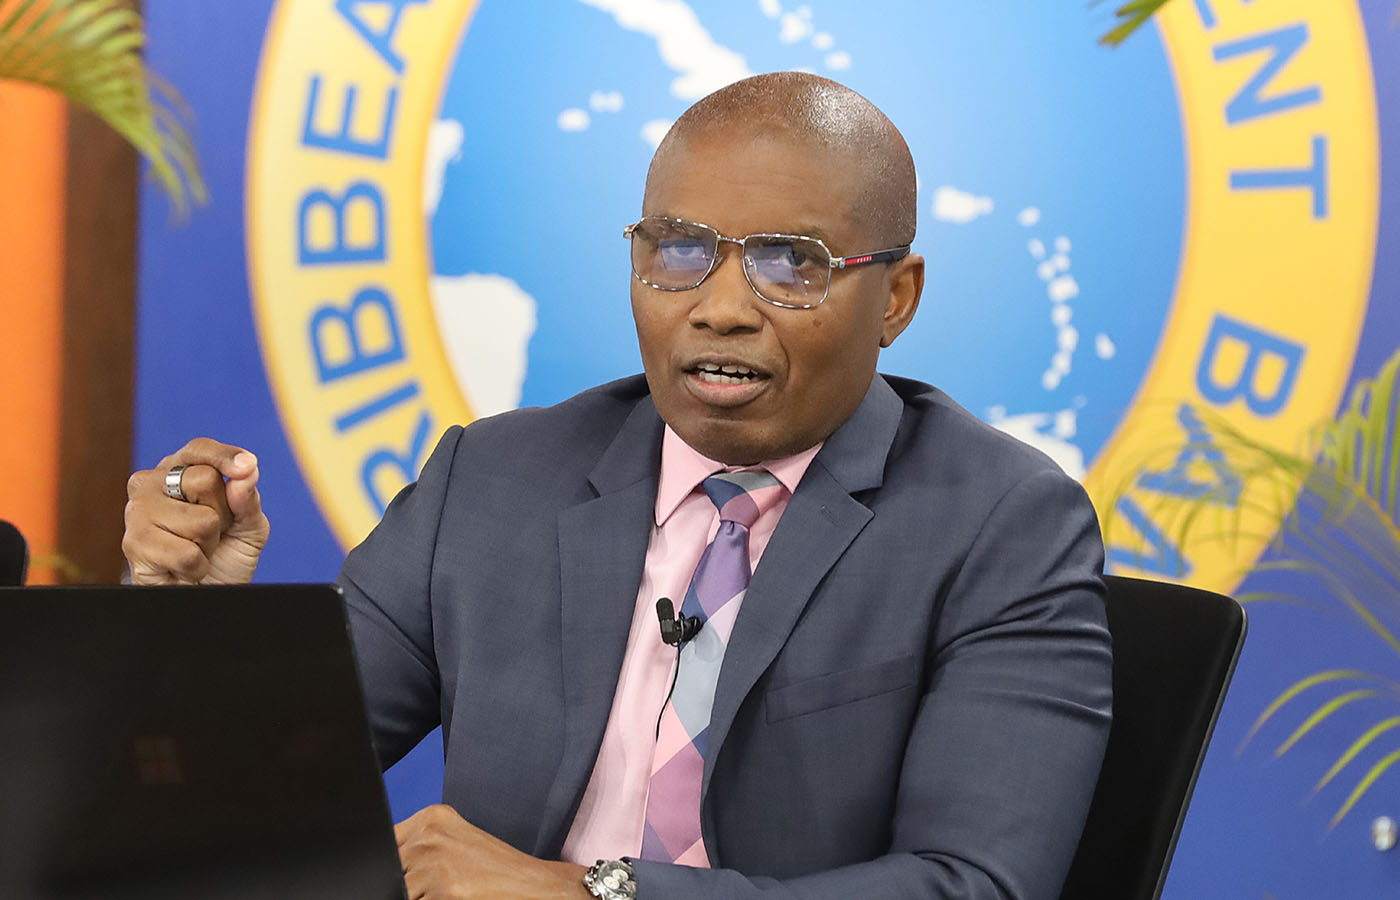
[697,371,753,385]
[696,362,756,376]
[692,362,760,385]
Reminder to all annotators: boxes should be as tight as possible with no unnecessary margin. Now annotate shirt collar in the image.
[654,425,823,526]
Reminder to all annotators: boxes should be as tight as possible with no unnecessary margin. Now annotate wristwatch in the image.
[583,858,637,899]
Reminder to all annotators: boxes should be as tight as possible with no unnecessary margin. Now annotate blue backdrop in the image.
[137,2,1400,895]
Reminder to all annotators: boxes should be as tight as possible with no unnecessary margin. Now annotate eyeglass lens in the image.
[630,217,830,307]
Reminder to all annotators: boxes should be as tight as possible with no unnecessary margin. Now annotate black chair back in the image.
[0,520,29,587]
[1058,574,1246,900]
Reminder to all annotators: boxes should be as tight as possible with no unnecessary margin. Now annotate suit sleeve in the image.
[631,468,1113,900]
[336,425,466,769]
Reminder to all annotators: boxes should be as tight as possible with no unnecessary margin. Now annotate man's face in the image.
[632,131,920,465]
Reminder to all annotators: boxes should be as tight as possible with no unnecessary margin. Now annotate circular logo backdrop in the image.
[246,0,1377,594]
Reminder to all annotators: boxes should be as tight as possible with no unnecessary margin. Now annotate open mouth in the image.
[689,362,765,385]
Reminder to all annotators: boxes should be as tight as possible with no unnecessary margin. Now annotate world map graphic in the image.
[423,0,1186,480]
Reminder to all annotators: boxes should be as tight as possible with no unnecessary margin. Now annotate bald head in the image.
[647,72,917,246]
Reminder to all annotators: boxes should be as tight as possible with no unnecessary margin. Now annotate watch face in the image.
[587,860,637,899]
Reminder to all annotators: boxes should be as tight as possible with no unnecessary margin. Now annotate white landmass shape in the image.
[424,119,464,216]
[577,0,753,101]
[430,273,539,417]
[423,117,539,417]
[933,185,994,224]
[642,118,674,148]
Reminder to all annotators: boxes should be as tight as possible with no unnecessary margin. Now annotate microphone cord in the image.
[655,638,683,740]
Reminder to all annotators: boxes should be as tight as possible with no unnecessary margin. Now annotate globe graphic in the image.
[425,0,1185,478]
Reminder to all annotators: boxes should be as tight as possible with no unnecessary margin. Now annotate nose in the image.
[687,244,764,334]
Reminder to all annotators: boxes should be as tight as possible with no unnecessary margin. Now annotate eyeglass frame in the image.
[622,215,913,310]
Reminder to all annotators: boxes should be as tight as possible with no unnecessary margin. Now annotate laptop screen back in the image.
[0,584,407,900]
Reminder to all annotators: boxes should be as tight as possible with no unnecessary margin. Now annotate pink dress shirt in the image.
[560,426,821,865]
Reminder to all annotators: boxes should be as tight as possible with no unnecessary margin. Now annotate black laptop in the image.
[0,584,408,900]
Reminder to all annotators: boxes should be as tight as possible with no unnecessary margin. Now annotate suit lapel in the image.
[700,377,905,808]
[534,397,663,857]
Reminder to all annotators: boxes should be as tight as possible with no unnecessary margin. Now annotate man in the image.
[123,73,1112,900]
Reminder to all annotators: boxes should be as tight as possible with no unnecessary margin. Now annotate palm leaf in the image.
[1090,0,1177,46]
[1240,670,1379,750]
[27,549,90,582]
[1318,349,1400,526]
[1243,560,1400,638]
[1333,748,1400,828]
[1093,0,1400,47]
[1248,520,1400,652]
[1102,349,1400,828]
[0,0,205,216]
[1106,350,1400,592]
[1274,689,1382,756]
[1315,715,1400,792]
[1097,401,1325,575]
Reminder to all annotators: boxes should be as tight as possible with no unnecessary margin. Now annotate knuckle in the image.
[190,436,236,460]
[182,465,223,497]
[172,542,206,575]
[127,470,149,497]
[124,497,156,532]
[191,508,223,542]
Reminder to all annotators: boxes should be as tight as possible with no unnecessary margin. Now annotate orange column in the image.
[0,81,67,583]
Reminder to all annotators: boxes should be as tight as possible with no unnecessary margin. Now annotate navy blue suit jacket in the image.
[338,374,1112,900]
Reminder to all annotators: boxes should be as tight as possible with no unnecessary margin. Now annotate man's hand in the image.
[395,805,592,900]
[122,438,270,584]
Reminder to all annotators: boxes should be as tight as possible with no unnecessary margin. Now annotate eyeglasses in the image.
[623,215,911,310]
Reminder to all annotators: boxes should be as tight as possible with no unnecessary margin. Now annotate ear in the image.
[879,253,924,348]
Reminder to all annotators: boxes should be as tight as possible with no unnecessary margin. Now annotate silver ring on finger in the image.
[165,465,191,502]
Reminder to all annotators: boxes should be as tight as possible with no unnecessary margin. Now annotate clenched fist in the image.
[123,438,270,584]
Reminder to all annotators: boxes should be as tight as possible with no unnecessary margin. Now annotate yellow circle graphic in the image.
[247,1,1378,593]
[247,0,479,549]
[1082,1,1379,593]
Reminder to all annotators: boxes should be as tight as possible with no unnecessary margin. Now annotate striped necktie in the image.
[640,469,786,865]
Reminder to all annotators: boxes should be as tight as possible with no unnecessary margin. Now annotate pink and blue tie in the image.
[640,470,786,865]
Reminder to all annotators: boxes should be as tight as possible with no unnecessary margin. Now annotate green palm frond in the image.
[1094,1,1400,47]
[1240,542,1400,826]
[1100,419,1311,576]
[1274,689,1384,756]
[1108,348,1400,586]
[1248,526,1400,653]
[1334,748,1400,827]
[1240,669,1383,750]
[1101,348,1400,828]
[1244,558,1400,638]
[27,549,90,582]
[1316,348,1400,527]
[1239,659,1400,826]
[1315,715,1400,793]
[1091,0,1177,47]
[0,0,205,216]
[1096,400,1327,574]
